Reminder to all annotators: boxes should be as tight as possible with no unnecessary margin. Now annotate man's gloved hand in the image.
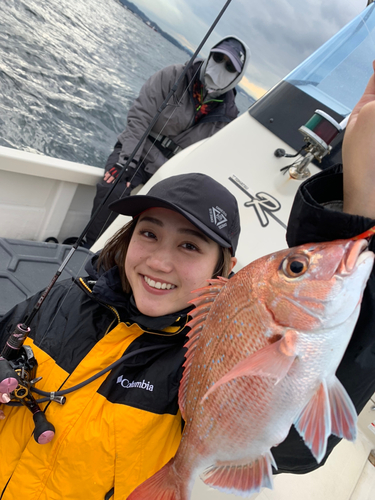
[103,163,124,184]
[103,160,137,185]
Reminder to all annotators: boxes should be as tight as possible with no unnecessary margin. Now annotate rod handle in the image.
[33,411,55,444]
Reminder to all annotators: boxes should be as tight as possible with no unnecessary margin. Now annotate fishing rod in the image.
[9,0,234,331]
[0,0,234,444]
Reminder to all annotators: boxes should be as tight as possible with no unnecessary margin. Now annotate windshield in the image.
[285,3,375,116]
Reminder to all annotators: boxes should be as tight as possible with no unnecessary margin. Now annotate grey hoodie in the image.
[199,35,251,98]
[117,36,249,174]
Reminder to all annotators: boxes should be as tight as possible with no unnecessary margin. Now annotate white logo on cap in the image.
[239,51,244,63]
[209,206,228,230]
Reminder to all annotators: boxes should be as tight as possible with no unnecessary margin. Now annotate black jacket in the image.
[272,164,375,473]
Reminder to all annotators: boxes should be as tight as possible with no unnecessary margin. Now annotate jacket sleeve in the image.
[272,164,375,474]
[117,64,184,166]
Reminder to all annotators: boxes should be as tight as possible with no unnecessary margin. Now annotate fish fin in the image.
[179,281,226,418]
[294,381,331,463]
[201,332,297,402]
[186,282,225,332]
[179,322,204,420]
[327,376,357,441]
[127,458,189,500]
[201,452,276,496]
[188,278,227,307]
[187,284,226,309]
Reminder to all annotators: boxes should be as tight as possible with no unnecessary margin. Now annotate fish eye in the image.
[281,254,310,278]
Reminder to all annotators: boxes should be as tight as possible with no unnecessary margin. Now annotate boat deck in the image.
[0,237,93,318]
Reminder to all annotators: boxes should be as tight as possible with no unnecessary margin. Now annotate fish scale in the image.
[128,237,374,500]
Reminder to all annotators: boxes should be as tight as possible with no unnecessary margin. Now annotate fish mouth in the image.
[342,239,371,274]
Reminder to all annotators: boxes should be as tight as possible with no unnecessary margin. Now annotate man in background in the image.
[85,36,250,247]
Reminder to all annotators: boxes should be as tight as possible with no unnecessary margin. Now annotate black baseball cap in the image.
[109,173,241,256]
[210,38,246,73]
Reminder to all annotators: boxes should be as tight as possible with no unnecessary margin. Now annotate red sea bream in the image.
[128,237,374,500]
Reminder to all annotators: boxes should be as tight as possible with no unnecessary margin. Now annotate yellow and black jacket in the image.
[0,258,189,499]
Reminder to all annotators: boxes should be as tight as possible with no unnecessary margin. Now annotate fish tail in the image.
[127,458,189,500]
[201,452,276,496]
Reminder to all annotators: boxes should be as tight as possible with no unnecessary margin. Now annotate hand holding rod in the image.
[0,323,31,393]
[0,359,19,395]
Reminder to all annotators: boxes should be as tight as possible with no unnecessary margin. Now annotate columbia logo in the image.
[117,375,154,392]
[209,206,228,230]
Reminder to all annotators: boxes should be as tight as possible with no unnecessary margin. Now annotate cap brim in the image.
[109,195,232,250]
[210,48,242,72]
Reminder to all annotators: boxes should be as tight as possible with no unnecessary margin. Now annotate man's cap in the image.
[210,38,246,72]
[109,173,241,256]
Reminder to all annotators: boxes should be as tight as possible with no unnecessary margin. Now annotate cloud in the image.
[239,76,266,100]
[132,0,366,92]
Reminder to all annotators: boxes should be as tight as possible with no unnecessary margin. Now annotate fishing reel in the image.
[0,324,63,444]
[275,109,343,179]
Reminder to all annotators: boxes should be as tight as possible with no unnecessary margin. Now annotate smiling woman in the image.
[99,172,240,315]
[97,174,239,316]
[125,208,222,316]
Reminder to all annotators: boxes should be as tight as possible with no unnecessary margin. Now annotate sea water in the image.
[0,0,253,168]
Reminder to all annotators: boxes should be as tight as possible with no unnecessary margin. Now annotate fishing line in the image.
[33,60,200,342]
[16,57,203,356]
[6,344,173,406]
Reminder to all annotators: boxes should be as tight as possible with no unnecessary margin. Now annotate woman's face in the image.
[125,208,222,317]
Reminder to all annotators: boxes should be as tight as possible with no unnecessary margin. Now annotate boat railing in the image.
[0,146,102,242]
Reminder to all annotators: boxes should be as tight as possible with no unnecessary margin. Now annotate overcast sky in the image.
[130,0,368,98]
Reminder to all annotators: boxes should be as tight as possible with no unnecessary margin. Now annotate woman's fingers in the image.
[0,393,10,419]
[0,393,10,404]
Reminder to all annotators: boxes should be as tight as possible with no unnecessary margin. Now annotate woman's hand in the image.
[343,61,375,218]
[0,393,10,420]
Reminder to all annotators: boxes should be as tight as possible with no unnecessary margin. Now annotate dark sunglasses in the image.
[212,52,237,73]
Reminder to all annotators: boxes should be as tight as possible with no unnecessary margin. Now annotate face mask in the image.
[204,56,239,93]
